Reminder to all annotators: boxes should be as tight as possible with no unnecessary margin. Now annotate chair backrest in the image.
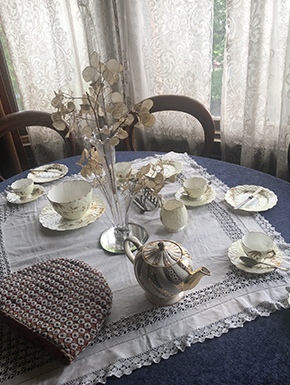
[124,95,215,157]
[0,110,76,178]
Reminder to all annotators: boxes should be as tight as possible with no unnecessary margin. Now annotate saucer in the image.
[39,196,105,231]
[228,239,283,274]
[28,163,68,183]
[6,185,45,204]
[225,185,277,212]
[146,159,184,179]
[175,185,216,207]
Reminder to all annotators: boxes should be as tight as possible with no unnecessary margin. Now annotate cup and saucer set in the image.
[39,180,105,231]
[228,231,288,274]
[175,176,216,207]
[6,178,45,204]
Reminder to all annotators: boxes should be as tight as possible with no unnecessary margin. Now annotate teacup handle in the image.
[6,185,13,193]
[267,249,276,259]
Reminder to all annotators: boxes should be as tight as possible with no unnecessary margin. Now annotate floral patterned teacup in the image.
[115,162,132,181]
[7,178,34,197]
[48,180,92,220]
[241,232,275,262]
[183,177,207,199]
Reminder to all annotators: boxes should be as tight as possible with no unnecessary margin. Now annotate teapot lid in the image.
[142,240,183,267]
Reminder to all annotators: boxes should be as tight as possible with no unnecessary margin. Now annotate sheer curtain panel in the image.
[0,0,89,165]
[2,0,290,178]
[78,0,214,155]
[221,0,290,180]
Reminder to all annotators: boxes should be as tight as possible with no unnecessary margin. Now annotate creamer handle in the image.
[124,235,142,264]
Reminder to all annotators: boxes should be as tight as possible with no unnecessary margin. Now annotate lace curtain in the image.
[0,0,89,164]
[79,0,213,155]
[221,0,290,180]
[1,0,290,178]
[0,0,213,163]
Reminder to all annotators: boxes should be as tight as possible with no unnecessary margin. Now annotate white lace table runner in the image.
[0,152,290,385]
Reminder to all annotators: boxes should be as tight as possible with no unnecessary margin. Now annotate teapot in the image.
[124,236,211,306]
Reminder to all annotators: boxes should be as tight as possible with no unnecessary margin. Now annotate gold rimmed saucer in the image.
[39,196,105,231]
[175,185,216,207]
[6,185,45,204]
[28,163,68,183]
[225,185,277,212]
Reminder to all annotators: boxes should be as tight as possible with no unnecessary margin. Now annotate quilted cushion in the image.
[0,258,113,365]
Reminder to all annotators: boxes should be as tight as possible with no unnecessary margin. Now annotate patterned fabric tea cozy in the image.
[0,258,113,365]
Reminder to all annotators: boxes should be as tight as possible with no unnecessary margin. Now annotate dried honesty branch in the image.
[120,159,176,197]
[76,147,104,180]
[76,150,174,202]
[50,51,156,150]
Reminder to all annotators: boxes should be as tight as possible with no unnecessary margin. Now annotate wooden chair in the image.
[0,110,76,180]
[124,95,215,157]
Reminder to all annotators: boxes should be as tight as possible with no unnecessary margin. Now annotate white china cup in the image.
[160,199,188,232]
[115,162,132,181]
[183,177,207,199]
[47,180,92,220]
[241,232,275,261]
[7,178,34,197]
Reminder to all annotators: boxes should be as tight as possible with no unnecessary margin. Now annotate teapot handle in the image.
[124,235,143,264]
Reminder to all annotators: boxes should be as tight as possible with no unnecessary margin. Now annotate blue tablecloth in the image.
[1,151,290,385]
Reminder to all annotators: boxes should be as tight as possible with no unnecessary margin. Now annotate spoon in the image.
[240,256,290,271]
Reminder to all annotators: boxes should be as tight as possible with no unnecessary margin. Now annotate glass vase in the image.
[92,137,148,254]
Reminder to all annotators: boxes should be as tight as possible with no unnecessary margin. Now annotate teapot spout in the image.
[183,266,211,291]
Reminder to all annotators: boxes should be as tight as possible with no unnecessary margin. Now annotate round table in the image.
[1,151,290,385]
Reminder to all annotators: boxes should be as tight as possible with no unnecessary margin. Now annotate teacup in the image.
[7,178,34,197]
[160,199,188,232]
[47,180,92,220]
[183,177,207,199]
[241,232,275,261]
[115,162,132,181]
